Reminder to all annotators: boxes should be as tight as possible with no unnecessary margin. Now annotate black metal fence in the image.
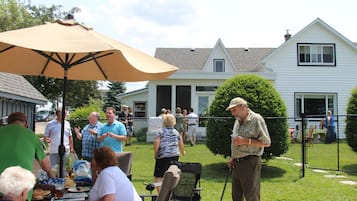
[68,113,357,176]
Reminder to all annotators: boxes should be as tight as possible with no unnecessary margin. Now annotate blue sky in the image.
[34,0,357,91]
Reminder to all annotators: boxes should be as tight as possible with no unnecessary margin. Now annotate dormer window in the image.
[297,43,336,66]
[214,59,225,72]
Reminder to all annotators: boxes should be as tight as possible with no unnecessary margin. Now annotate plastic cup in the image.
[54,178,65,198]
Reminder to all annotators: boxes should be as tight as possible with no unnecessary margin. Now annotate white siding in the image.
[120,90,148,134]
[265,23,357,138]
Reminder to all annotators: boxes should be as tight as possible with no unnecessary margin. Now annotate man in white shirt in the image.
[187,108,199,146]
[44,107,74,175]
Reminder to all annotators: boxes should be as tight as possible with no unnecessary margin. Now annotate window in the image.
[297,43,335,66]
[198,96,209,127]
[196,86,217,92]
[157,85,172,116]
[214,59,225,72]
[134,101,147,118]
[295,93,336,119]
[176,86,191,111]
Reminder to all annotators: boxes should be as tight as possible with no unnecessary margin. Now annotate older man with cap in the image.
[226,97,271,201]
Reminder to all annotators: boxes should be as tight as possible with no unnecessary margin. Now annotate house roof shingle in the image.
[155,47,275,71]
[0,72,47,104]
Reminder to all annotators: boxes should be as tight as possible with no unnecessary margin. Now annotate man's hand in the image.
[88,129,97,136]
[227,158,234,169]
[45,137,51,143]
[232,136,249,146]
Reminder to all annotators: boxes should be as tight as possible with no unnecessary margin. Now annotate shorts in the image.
[127,126,133,136]
[187,125,197,137]
[153,156,179,177]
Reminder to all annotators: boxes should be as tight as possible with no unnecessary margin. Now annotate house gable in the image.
[202,38,237,72]
[261,18,357,64]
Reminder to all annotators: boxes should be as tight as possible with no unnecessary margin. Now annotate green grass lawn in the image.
[124,141,357,201]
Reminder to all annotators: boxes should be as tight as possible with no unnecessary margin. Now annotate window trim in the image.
[133,101,147,118]
[213,59,225,72]
[294,92,337,120]
[297,43,336,66]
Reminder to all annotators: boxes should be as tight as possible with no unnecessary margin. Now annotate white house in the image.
[120,18,356,139]
[261,18,357,138]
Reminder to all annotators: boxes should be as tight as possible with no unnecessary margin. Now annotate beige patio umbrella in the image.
[0,19,178,177]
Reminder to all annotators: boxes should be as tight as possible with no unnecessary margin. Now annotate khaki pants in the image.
[232,156,261,201]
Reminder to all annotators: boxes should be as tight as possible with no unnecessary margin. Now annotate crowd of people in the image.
[161,106,199,146]
[0,97,272,201]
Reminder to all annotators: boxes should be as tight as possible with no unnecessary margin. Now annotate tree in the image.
[206,74,289,160]
[345,87,357,152]
[0,0,100,108]
[103,82,126,112]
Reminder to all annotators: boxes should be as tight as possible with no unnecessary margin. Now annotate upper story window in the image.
[297,43,336,66]
[214,59,225,72]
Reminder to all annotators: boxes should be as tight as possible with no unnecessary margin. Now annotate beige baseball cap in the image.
[226,97,248,111]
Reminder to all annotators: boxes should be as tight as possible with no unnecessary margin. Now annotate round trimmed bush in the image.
[206,74,289,159]
[345,87,357,152]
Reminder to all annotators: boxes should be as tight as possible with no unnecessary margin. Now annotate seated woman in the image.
[89,146,142,201]
[0,166,36,201]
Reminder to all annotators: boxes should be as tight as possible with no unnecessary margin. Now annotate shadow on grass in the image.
[261,164,286,179]
[202,162,287,183]
[341,164,357,175]
[202,162,229,180]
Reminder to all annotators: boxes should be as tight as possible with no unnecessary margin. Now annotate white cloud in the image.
[33,0,357,91]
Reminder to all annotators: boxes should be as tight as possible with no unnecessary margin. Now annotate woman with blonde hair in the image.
[89,146,141,201]
[153,114,186,192]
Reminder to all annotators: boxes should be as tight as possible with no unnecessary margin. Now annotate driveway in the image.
[35,121,47,134]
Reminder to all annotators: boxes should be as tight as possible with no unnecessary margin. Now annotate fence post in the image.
[301,113,306,178]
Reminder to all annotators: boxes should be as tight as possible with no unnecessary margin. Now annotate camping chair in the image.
[140,164,181,201]
[115,151,133,180]
[306,125,315,146]
[170,161,202,201]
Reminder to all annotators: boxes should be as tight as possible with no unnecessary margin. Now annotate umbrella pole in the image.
[58,70,68,178]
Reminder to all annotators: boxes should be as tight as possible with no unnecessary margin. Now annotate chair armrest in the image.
[139,194,157,201]
[193,187,202,192]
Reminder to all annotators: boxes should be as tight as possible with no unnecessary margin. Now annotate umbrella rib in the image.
[33,50,63,66]
[91,53,108,79]
[72,52,113,65]
[0,45,15,54]
[41,52,54,75]
[55,53,66,67]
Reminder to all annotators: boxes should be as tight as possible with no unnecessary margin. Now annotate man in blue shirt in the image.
[97,107,127,152]
[74,112,103,161]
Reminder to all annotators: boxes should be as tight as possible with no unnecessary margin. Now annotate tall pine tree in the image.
[103,82,126,113]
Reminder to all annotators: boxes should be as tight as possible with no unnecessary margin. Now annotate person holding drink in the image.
[226,97,271,201]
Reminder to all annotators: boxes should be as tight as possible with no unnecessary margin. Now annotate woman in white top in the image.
[89,146,141,201]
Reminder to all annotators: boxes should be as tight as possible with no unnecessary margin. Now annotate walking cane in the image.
[220,168,232,201]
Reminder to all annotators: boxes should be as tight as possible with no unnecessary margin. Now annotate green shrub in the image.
[135,127,147,142]
[345,87,357,152]
[206,74,289,160]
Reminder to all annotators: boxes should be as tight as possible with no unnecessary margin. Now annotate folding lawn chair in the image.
[140,164,181,201]
[170,161,202,201]
[115,151,133,180]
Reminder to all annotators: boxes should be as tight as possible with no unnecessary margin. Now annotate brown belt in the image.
[235,155,258,162]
